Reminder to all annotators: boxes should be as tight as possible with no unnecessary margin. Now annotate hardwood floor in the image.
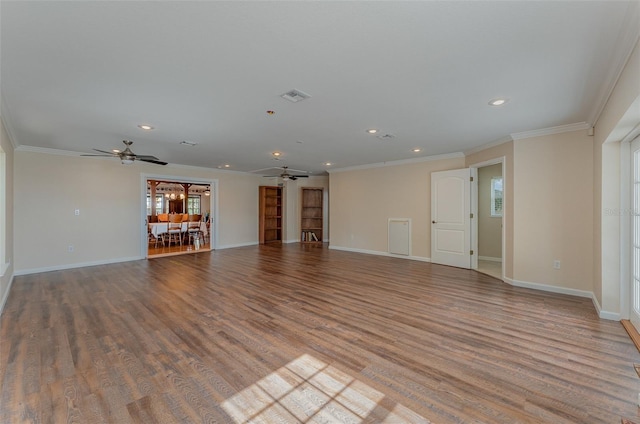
[1,244,639,423]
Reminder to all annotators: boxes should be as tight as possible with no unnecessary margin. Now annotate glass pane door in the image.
[632,136,640,331]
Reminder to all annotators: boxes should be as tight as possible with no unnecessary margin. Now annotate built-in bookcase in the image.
[300,187,323,244]
[259,186,282,244]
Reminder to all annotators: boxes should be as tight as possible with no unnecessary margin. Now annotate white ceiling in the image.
[2,1,639,175]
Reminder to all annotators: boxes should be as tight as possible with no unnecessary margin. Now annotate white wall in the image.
[0,118,14,313]
[329,156,465,259]
[513,130,594,292]
[593,38,640,317]
[14,150,264,273]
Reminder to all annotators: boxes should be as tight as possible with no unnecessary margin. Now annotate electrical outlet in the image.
[68,245,74,253]
[74,209,80,216]
[553,260,561,269]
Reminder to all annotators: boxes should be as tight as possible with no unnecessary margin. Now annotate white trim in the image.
[0,100,20,149]
[510,122,591,140]
[216,241,259,250]
[478,256,501,262]
[141,173,219,257]
[620,139,631,320]
[283,239,299,244]
[329,245,430,263]
[15,145,82,156]
[327,152,464,174]
[14,256,144,276]
[591,294,622,321]
[469,156,506,281]
[588,6,640,126]
[503,276,593,298]
[0,272,14,316]
[463,136,512,156]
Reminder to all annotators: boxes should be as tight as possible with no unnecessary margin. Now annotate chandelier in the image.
[164,184,185,200]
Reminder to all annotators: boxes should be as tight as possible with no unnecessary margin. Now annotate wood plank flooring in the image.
[1,244,639,423]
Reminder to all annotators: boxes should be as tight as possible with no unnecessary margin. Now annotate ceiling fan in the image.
[258,166,310,181]
[82,140,168,165]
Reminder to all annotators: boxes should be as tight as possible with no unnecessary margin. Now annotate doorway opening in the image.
[141,175,217,258]
[471,158,505,280]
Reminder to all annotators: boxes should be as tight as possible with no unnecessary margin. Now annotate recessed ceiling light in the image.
[366,129,378,134]
[112,149,121,153]
[224,164,231,168]
[272,151,281,157]
[488,98,509,106]
[138,124,154,130]
[266,110,275,115]
[325,162,332,166]
[412,148,422,153]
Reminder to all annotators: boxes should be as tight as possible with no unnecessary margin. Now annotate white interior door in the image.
[431,168,471,268]
[631,136,640,331]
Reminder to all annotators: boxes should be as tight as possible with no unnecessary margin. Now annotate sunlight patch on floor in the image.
[221,354,430,423]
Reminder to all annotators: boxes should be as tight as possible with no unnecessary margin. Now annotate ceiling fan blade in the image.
[92,149,118,155]
[138,157,168,166]
[81,154,116,157]
[251,166,282,173]
[136,155,161,161]
[292,175,309,178]
[285,168,309,174]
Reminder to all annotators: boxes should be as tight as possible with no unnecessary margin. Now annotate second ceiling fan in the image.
[263,166,310,181]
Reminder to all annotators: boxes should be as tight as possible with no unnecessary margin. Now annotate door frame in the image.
[140,173,219,258]
[621,129,640,327]
[469,156,506,281]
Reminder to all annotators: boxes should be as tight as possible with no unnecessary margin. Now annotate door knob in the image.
[432,221,436,224]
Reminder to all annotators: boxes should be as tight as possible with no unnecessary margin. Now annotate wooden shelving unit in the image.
[259,186,282,244]
[300,187,323,244]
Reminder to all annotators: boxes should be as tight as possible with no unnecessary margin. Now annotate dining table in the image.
[149,221,208,238]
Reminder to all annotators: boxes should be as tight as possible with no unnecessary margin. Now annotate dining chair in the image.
[148,224,164,248]
[166,214,183,246]
[185,214,203,245]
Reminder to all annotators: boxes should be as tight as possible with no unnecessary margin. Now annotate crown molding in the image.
[463,136,513,156]
[510,122,591,141]
[15,144,83,156]
[327,152,464,174]
[588,4,640,127]
[0,98,20,150]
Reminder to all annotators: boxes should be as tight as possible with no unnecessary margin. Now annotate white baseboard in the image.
[503,276,619,321]
[216,241,259,250]
[503,276,593,298]
[0,271,14,316]
[590,294,621,321]
[478,256,502,262]
[329,245,430,263]
[14,256,144,276]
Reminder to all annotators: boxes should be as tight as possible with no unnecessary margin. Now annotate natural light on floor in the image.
[221,354,430,423]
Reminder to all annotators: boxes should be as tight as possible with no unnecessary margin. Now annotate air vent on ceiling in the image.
[180,140,198,146]
[281,89,311,103]
[377,134,396,140]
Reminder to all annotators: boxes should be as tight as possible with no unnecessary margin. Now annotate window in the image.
[146,194,165,215]
[187,195,201,215]
[490,177,503,217]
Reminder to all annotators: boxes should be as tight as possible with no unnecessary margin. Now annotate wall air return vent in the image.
[281,89,311,103]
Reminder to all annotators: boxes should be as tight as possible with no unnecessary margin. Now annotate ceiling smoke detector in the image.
[281,89,311,103]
